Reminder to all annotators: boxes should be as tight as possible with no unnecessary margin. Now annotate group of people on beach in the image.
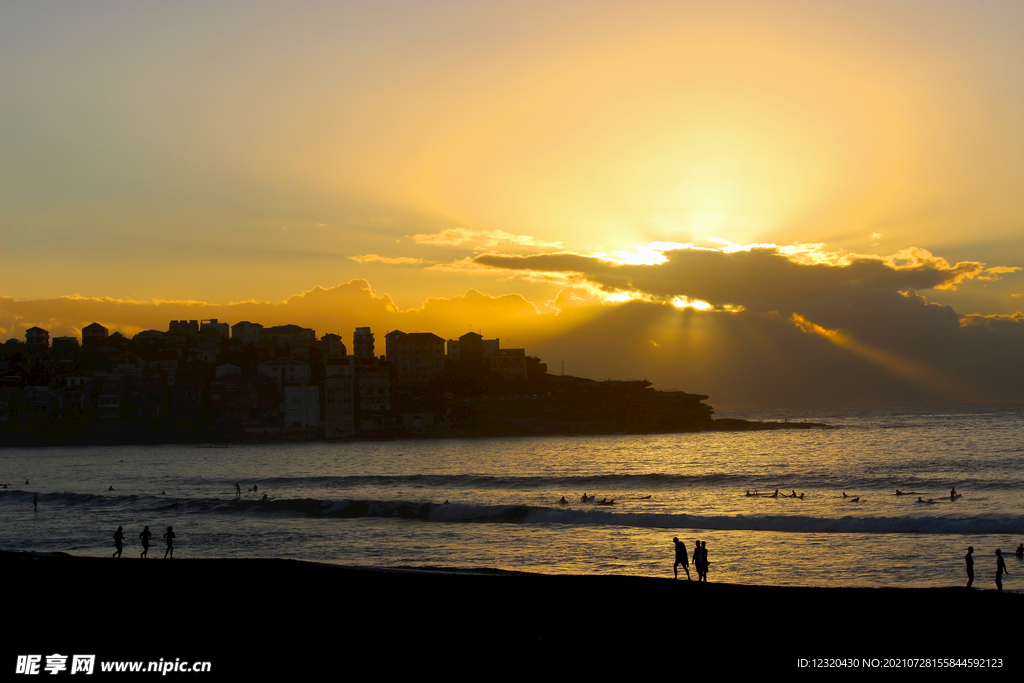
[965,544,1022,592]
[672,537,710,582]
[113,525,175,559]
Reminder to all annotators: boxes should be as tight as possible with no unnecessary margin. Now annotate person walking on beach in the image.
[673,537,691,580]
[693,540,706,582]
[995,549,1008,592]
[112,526,125,559]
[163,526,175,559]
[964,546,974,589]
[699,541,709,582]
[139,526,152,559]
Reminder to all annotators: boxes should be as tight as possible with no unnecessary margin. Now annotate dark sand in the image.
[4,551,1019,675]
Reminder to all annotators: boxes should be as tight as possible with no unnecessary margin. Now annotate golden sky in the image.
[2,1,1023,407]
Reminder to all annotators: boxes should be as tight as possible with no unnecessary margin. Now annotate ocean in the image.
[2,404,1022,591]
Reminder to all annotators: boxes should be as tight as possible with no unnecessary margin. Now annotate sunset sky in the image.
[2,1,1023,407]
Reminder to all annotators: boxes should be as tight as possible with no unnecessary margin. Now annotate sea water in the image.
[1,404,1021,590]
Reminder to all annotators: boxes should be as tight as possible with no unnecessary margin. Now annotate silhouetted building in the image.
[258,357,311,389]
[25,327,49,348]
[385,330,445,385]
[353,327,375,358]
[231,321,263,344]
[168,320,199,338]
[82,322,109,350]
[201,319,229,338]
[320,333,347,358]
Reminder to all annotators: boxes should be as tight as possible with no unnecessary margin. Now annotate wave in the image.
[6,490,1022,534]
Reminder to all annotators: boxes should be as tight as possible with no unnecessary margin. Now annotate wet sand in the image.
[4,551,1019,674]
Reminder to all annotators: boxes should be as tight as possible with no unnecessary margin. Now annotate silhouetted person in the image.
[33,493,38,511]
[580,493,589,502]
[673,537,691,580]
[965,546,974,589]
[692,540,705,582]
[163,526,175,559]
[697,541,709,582]
[140,526,152,559]
[112,526,124,558]
[950,487,958,500]
[249,484,258,493]
[1016,544,1023,559]
[559,496,568,504]
[235,482,241,499]
[995,549,1008,592]
[262,493,269,500]
[108,486,114,491]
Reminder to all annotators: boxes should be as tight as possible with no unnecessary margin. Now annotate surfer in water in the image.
[140,526,152,559]
[235,482,241,499]
[112,526,124,559]
[1016,543,1023,559]
[163,526,175,559]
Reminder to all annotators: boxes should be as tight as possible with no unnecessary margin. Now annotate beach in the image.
[5,550,1020,675]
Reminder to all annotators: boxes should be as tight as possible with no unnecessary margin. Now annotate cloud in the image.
[348,254,426,265]
[472,243,993,309]
[411,227,562,250]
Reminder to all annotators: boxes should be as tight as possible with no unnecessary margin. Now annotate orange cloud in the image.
[348,254,426,265]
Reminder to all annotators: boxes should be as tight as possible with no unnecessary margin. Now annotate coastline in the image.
[5,551,1018,673]
[0,418,832,448]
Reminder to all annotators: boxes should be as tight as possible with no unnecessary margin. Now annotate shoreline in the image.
[5,551,1019,672]
[0,418,833,448]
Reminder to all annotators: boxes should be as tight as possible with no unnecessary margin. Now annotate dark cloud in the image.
[474,247,986,311]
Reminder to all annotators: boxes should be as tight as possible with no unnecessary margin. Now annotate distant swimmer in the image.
[672,537,691,580]
[746,490,754,497]
[262,493,269,501]
[995,549,1008,592]
[140,526,152,559]
[965,546,975,589]
[113,526,124,559]
[108,486,114,491]
[950,487,958,500]
[559,496,568,505]
[769,489,779,498]
[848,496,860,502]
[443,500,450,505]
[249,485,258,493]
[580,493,589,503]
[1016,544,1023,559]
[595,499,615,506]
[163,526,175,559]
